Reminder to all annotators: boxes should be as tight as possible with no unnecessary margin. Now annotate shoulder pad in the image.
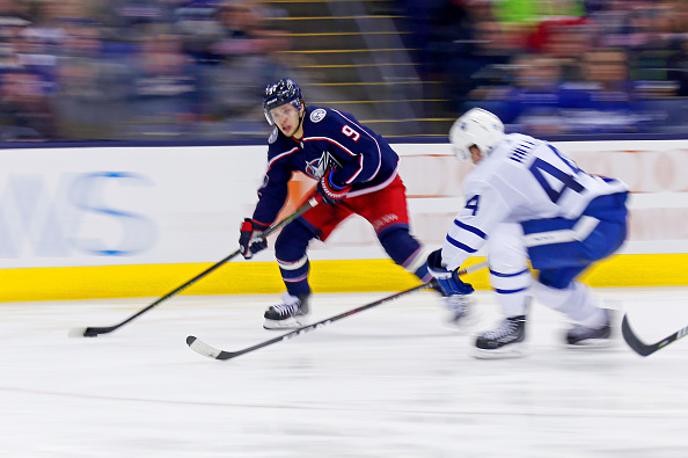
[268,127,279,144]
[309,108,327,123]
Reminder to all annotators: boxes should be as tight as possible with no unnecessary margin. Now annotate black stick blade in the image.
[622,314,688,357]
[621,315,655,356]
[68,326,109,338]
[83,327,112,337]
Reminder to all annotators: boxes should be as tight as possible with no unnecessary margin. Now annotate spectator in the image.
[197,0,287,136]
[558,48,643,133]
[53,23,130,140]
[449,16,527,108]
[540,22,594,82]
[498,55,569,136]
[0,69,55,140]
[126,29,200,138]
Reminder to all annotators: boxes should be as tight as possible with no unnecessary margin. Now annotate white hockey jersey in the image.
[441,133,628,270]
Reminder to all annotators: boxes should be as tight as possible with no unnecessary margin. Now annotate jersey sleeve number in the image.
[341,125,361,142]
[464,195,480,216]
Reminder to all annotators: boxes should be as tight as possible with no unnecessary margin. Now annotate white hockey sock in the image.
[497,290,530,317]
[533,281,606,327]
[490,268,531,317]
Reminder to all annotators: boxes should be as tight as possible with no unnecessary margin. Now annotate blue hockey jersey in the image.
[252,106,400,225]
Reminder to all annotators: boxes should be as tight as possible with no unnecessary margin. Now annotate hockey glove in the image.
[239,218,269,259]
[317,168,352,205]
[426,249,474,296]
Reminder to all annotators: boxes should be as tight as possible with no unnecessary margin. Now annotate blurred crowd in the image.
[3,0,688,142]
[0,0,287,141]
[403,0,688,136]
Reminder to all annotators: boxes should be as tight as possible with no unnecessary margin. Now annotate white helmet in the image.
[449,108,505,160]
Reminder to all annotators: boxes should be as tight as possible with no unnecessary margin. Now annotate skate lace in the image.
[483,319,517,340]
[270,298,300,318]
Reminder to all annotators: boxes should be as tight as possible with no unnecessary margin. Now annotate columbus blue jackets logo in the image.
[305,151,340,179]
[310,108,327,123]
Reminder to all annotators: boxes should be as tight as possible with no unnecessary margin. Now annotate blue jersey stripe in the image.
[494,287,529,295]
[445,235,477,253]
[453,219,487,239]
[489,268,529,278]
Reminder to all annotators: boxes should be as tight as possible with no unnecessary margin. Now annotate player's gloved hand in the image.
[426,249,474,296]
[239,218,269,259]
[317,168,352,205]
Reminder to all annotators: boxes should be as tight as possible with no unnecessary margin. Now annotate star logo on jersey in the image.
[305,152,328,179]
[305,151,339,179]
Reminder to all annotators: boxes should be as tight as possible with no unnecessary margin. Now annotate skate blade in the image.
[566,338,614,349]
[472,344,527,360]
[263,316,308,330]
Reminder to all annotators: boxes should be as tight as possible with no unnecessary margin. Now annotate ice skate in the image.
[566,309,613,348]
[263,293,310,330]
[473,315,526,359]
[441,294,475,328]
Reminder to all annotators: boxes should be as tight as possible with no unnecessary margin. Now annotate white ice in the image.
[1,287,687,458]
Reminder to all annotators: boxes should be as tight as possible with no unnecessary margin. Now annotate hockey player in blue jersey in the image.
[427,108,629,358]
[239,78,468,329]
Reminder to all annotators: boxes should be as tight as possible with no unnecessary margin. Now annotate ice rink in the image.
[2,287,687,458]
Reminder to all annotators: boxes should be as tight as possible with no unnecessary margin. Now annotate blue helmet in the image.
[263,78,303,125]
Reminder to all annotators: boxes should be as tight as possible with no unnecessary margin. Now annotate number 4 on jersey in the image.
[464,195,480,216]
[529,158,584,203]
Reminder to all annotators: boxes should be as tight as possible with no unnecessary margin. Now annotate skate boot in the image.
[474,315,526,359]
[566,309,613,347]
[263,293,310,330]
[442,294,474,327]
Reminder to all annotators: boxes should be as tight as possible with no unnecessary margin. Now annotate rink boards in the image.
[1,253,687,301]
[0,140,687,300]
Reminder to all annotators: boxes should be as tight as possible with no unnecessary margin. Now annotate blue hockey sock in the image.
[275,220,315,298]
[378,224,432,282]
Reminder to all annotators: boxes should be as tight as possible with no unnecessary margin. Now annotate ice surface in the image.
[1,288,687,457]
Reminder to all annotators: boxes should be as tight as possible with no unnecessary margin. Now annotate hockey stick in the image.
[71,198,319,338]
[186,261,488,361]
[621,314,688,357]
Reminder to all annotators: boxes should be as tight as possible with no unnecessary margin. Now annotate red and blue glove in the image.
[426,249,474,296]
[317,168,352,205]
[239,218,269,259]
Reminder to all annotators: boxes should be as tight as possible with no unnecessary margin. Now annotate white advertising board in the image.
[0,140,686,268]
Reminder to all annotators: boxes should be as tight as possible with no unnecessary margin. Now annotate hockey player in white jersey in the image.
[427,108,629,358]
